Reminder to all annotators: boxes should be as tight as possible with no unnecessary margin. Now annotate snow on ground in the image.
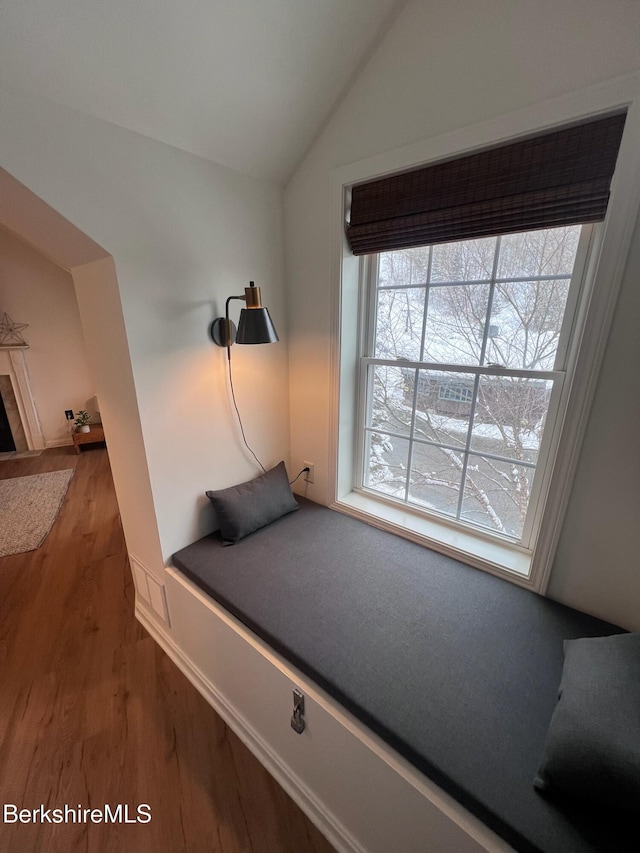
[427,413,541,450]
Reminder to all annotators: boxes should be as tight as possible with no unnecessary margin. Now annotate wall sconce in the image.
[209,281,278,351]
[209,281,279,472]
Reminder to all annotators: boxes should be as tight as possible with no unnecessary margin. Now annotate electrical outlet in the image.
[303,461,315,484]
[64,409,74,420]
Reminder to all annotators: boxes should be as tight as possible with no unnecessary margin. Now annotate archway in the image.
[0,166,164,579]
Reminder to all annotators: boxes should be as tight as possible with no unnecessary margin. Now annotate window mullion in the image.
[361,357,561,381]
[418,246,433,362]
[378,272,572,291]
[455,237,502,521]
[454,373,480,521]
[479,235,502,366]
[403,368,420,502]
[403,248,434,503]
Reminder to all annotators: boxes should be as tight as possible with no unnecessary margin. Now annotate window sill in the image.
[331,491,533,583]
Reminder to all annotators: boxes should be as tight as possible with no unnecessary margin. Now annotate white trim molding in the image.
[0,346,45,450]
[329,71,640,594]
[129,553,170,626]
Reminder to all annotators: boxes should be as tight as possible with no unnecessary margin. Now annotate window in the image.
[327,86,640,593]
[438,383,473,403]
[357,225,590,547]
[336,110,629,580]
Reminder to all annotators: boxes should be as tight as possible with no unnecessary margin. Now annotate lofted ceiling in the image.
[0,0,405,185]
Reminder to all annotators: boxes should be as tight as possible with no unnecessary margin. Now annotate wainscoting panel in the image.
[129,553,169,625]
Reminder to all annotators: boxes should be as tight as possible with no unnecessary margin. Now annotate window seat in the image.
[171,498,631,853]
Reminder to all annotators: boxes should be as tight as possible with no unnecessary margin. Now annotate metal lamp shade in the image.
[236,307,279,344]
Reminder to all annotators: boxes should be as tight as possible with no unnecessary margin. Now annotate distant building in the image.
[401,370,549,426]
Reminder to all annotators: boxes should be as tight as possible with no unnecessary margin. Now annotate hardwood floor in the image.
[0,447,336,853]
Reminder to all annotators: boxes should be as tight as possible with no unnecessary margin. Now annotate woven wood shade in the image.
[346,112,626,256]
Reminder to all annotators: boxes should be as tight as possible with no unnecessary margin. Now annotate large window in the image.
[357,225,589,547]
[338,111,629,579]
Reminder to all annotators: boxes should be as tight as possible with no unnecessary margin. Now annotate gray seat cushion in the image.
[173,498,633,853]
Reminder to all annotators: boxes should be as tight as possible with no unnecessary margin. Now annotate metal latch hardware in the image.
[291,688,306,734]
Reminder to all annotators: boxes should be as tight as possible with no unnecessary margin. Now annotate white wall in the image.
[284,0,640,628]
[546,207,640,626]
[0,84,290,572]
[0,228,95,445]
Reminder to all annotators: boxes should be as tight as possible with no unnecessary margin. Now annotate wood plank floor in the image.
[0,447,336,853]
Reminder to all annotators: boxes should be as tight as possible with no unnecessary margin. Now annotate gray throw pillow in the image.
[534,632,640,812]
[206,461,299,545]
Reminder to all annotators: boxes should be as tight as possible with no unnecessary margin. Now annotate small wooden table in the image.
[72,423,106,454]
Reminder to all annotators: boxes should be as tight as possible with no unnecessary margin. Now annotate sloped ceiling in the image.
[0,0,405,185]
[0,168,109,270]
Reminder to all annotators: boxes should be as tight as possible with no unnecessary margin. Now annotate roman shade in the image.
[346,112,626,256]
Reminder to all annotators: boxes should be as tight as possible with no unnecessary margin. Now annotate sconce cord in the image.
[227,352,267,473]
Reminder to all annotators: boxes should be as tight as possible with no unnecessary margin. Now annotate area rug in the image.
[0,469,75,557]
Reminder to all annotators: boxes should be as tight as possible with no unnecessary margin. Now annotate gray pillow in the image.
[534,632,640,812]
[206,461,299,545]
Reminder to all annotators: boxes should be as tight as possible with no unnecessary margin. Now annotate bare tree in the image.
[366,226,580,538]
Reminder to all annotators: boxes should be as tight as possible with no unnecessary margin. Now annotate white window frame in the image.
[354,225,594,556]
[329,73,640,592]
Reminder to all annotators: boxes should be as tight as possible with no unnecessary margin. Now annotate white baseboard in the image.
[134,600,366,853]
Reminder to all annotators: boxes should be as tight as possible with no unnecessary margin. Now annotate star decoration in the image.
[0,313,29,346]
